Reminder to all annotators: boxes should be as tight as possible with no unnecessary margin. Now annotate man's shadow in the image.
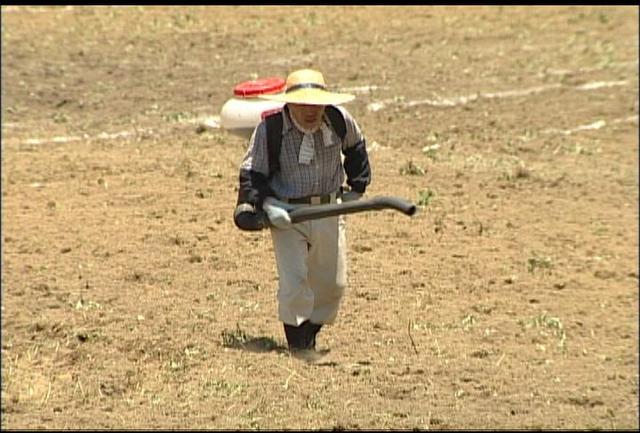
[221,324,288,354]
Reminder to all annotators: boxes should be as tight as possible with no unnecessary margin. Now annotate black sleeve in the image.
[342,138,371,193]
[234,170,273,231]
[237,168,274,210]
[236,122,274,210]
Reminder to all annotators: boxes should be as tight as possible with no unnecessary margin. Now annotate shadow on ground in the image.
[221,325,288,354]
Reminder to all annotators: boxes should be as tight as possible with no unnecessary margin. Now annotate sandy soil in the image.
[1,5,638,429]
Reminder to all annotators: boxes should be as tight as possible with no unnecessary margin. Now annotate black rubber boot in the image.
[283,321,323,351]
[305,321,323,350]
[283,322,309,350]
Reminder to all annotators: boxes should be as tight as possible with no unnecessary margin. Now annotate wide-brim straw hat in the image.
[258,69,355,106]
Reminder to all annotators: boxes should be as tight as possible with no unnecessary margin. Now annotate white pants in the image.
[270,211,347,326]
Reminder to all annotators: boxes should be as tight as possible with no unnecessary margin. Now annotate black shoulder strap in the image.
[265,111,283,177]
[265,105,347,177]
[325,105,347,140]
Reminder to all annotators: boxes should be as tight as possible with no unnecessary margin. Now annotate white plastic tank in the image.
[220,77,286,139]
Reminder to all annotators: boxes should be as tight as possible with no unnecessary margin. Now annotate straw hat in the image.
[258,69,355,106]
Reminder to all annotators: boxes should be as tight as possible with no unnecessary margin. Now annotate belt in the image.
[284,192,337,205]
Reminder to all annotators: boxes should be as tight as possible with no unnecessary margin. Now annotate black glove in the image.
[233,203,268,231]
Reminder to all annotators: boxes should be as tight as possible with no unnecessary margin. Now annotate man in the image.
[233,69,371,355]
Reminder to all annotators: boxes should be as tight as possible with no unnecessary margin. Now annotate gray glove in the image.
[262,196,294,229]
[341,190,362,202]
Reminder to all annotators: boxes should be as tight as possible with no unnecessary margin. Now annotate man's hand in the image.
[233,203,269,231]
[262,196,294,229]
[341,190,362,202]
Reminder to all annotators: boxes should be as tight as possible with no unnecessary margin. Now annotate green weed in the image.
[461,314,476,330]
[519,312,567,352]
[221,324,249,347]
[422,143,440,160]
[527,255,553,273]
[501,162,531,181]
[417,189,434,207]
[400,160,425,176]
[201,378,246,398]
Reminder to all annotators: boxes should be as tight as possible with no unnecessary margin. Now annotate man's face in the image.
[288,103,326,131]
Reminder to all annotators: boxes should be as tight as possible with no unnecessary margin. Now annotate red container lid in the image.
[233,77,286,98]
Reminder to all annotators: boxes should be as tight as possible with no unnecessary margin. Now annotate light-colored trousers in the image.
[270,210,347,326]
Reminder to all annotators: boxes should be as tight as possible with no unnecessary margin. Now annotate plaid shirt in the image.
[239,105,370,201]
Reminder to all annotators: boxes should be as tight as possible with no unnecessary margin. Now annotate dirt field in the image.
[1,5,638,430]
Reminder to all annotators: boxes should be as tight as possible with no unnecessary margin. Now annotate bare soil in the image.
[1,5,638,430]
